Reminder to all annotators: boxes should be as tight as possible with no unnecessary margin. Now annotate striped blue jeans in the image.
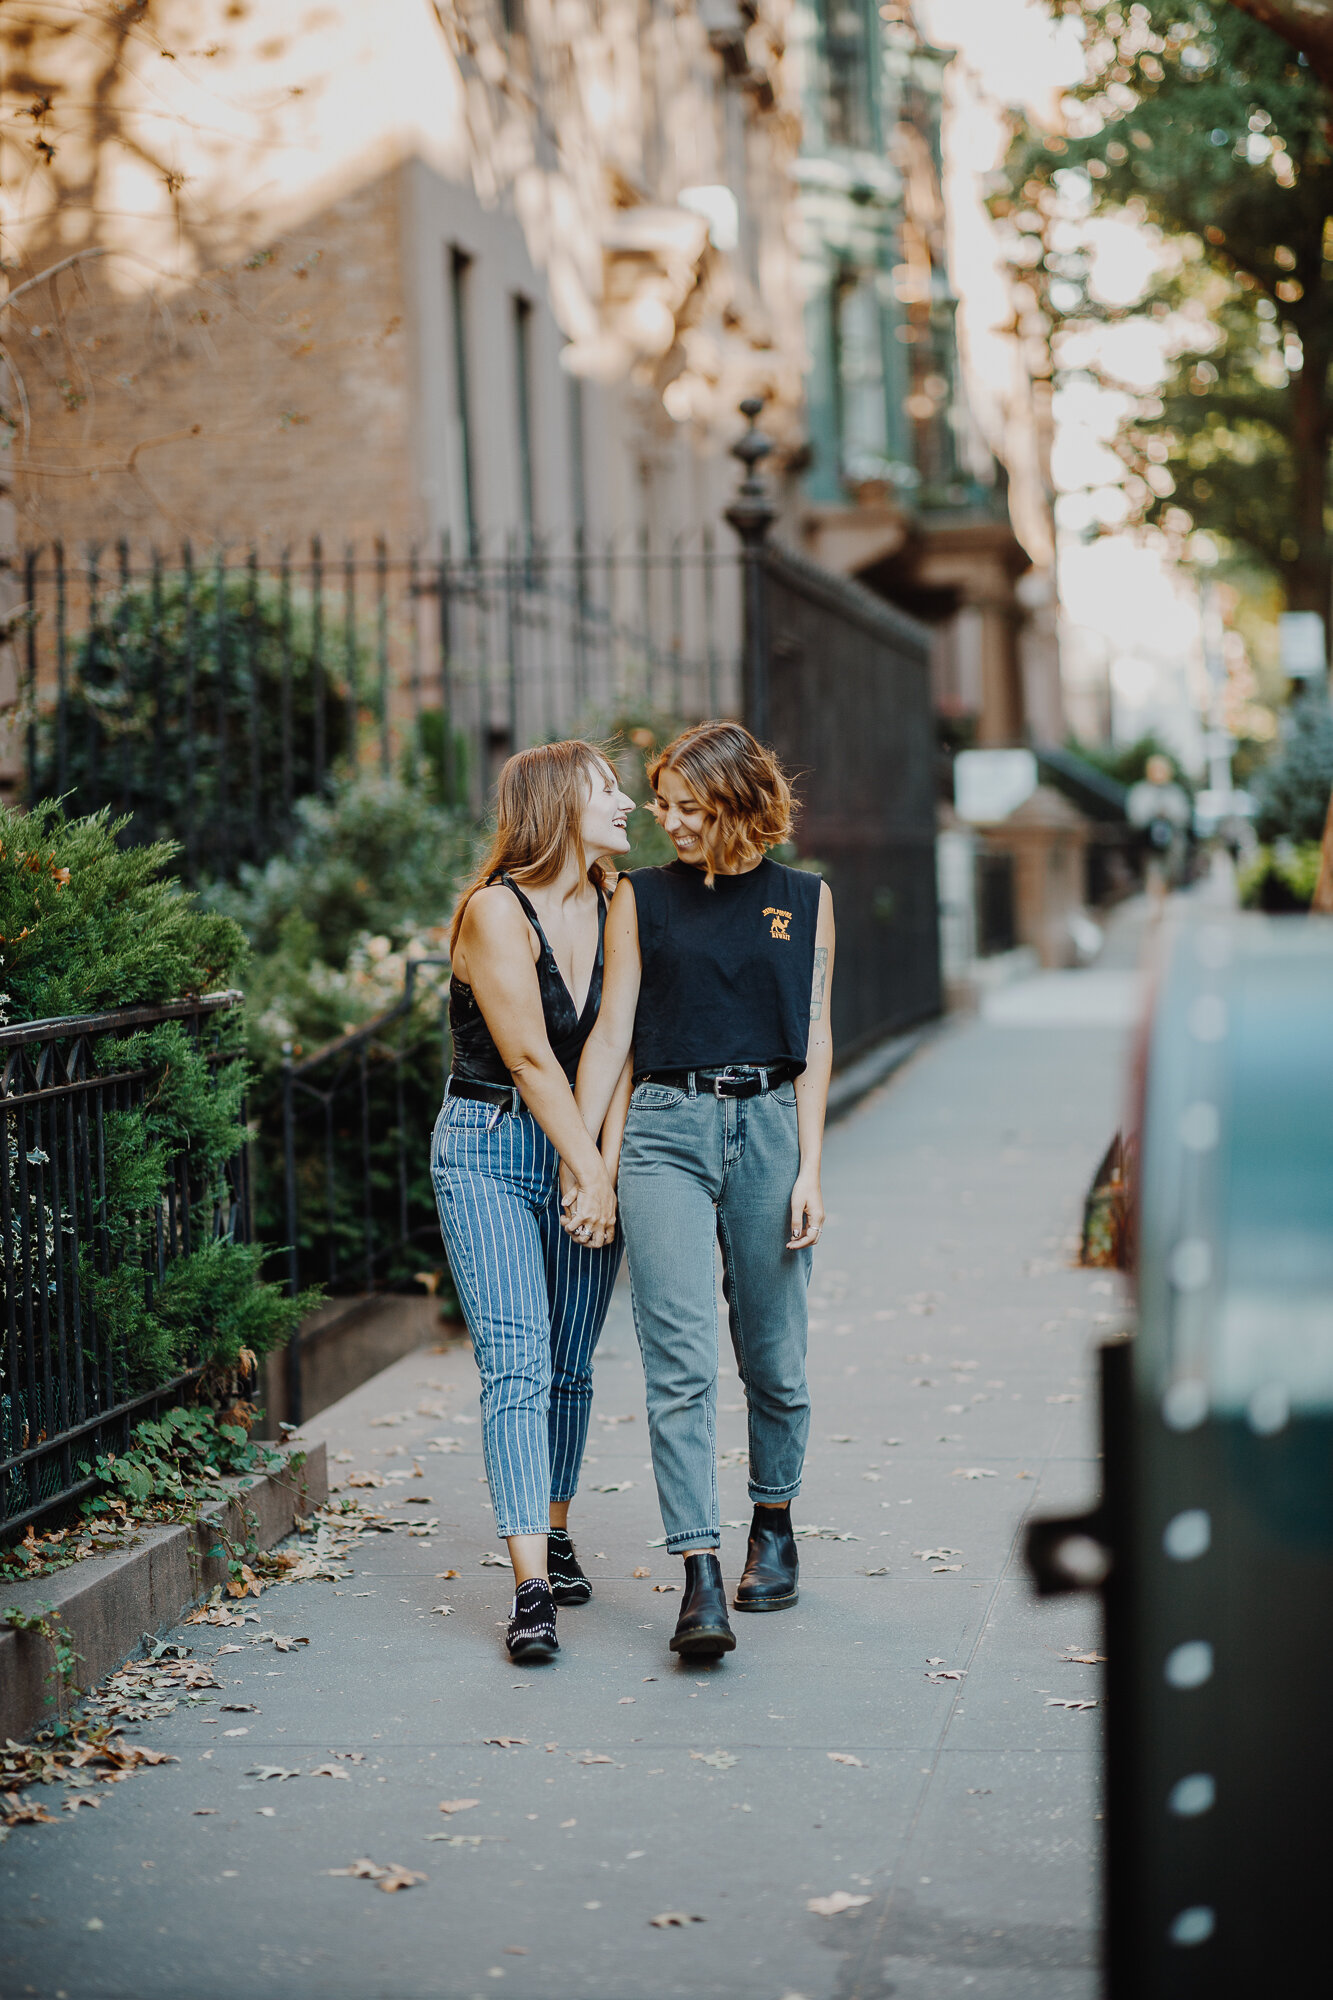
[430,1090,623,1539]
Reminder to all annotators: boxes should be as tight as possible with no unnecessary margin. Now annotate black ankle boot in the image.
[546,1528,592,1606]
[506,1578,559,1663]
[669,1552,736,1659]
[734,1504,799,1611]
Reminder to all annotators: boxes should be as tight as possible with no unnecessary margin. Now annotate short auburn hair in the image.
[648,720,795,884]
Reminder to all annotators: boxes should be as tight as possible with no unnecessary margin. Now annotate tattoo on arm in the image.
[810,946,828,1022]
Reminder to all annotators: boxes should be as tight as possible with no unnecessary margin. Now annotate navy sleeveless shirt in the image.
[629,856,821,1073]
[449,875,608,1088]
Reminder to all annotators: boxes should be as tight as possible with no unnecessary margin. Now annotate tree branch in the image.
[0,247,110,316]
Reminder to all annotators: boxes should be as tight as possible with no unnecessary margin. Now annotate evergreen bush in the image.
[34,568,359,881]
[1250,695,1333,844]
[0,802,311,1397]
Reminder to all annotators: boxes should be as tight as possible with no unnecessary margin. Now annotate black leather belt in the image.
[447,1076,521,1113]
[633,1062,800,1100]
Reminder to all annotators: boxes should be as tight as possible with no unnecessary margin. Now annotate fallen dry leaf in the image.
[633,1568,652,1579]
[1061,1650,1106,1665]
[862,1565,889,1577]
[436,1570,459,1580]
[432,1605,454,1616]
[222,1728,249,1738]
[327,1857,426,1892]
[439,1799,480,1815]
[483,1737,528,1749]
[652,1583,679,1594]
[579,1754,615,1765]
[591,1481,633,1493]
[618,1697,635,1705]
[248,1765,300,1781]
[193,1807,217,1815]
[1045,1698,1098,1710]
[310,1764,351,1780]
[478,1552,509,1568]
[220,1703,257,1713]
[827,1753,863,1767]
[807,1892,871,1917]
[650,1911,706,1928]
[62,1793,102,1813]
[1,1799,58,1824]
[953,1468,997,1480]
[926,1670,965,1683]
[335,1751,366,1763]
[690,1749,738,1770]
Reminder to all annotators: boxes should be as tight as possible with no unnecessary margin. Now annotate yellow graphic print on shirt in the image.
[764,906,793,941]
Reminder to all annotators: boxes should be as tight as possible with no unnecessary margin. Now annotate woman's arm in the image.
[460,889,616,1245]
[574,878,642,1138]
[598,1054,634,1187]
[788,880,835,1251]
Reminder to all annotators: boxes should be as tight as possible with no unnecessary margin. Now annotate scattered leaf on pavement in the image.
[828,1753,863,1767]
[651,1911,706,1927]
[953,1468,997,1480]
[633,1568,651,1578]
[63,1794,101,1812]
[579,1754,615,1765]
[862,1566,888,1576]
[591,1481,634,1493]
[652,1583,679,1593]
[1061,1650,1106,1665]
[439,1799,480,1815]
[327,1857,426,1892]
[248,1765,300,1781]
[926,1670,965,1683]
[310,1764,351,1779]
[807,1892,871,1917]
[484,1737,528,1749]
[690,1749,738,1770]
[478,1552,509,1568]
[436,1570,459,1580]
[432,1605,453,1616]
[1045,1698,1098,1710]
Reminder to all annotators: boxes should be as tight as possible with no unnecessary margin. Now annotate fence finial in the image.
[724,396,776,548]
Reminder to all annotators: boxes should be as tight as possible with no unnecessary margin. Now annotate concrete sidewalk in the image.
[1,984,1132,2000]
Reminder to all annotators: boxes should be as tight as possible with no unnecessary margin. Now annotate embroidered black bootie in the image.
[546,1528,592,1606]
[506,1577,559,1663]
[733,1503,799,1611]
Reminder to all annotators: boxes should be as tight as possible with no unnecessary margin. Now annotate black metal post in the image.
[724,396,777,741]
[281,1052,303,1428]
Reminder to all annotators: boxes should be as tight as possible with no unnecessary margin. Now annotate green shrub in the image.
[34,568,360,880]
[0,804,309,1405]
[1237,841,1323,911]
[1250,695,1333,844]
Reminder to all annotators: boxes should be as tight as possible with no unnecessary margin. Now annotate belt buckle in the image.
[712,1066,746,1098]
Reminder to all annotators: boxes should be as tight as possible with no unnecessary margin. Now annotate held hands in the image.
[559,1156,618,1249]
[788,1168,824,1251]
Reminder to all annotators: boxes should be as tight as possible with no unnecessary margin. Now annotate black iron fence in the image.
[0,992,248,1535]
[756,541,942,1055]
[276,959,451,1425]
[11,535,742,879]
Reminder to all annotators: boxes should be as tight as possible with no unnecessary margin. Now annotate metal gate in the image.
[748,540,941,1057]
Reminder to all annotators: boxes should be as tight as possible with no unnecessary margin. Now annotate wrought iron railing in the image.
[0,992,248,1536]
[279,958,451,1424]
[13,535,742,879]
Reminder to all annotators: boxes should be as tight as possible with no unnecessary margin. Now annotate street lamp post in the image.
[725,396,777,738]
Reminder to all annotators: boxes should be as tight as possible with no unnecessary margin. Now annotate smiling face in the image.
[652,762,710,866]
[579,758,635,863]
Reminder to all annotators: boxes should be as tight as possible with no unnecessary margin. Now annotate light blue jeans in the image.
[430,1092,622,1538]
[616,1078,812,1553]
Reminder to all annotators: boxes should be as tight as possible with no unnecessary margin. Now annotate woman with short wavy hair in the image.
[575,720,835,1660]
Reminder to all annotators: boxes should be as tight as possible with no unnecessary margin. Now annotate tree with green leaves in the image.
[997,3,1333,626]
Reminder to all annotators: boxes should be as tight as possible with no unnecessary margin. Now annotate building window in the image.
[512,295,536,552]
[821,0,876,152]
[567,370,588,542]
[448,247,478,553]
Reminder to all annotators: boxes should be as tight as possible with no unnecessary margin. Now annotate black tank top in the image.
[449,875,608,1088]
[630,856,821,1073]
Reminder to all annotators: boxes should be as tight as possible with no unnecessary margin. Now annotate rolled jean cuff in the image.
[664,1527,721,1554]
[492,1516,548,1539]
[748,1480,802,1504]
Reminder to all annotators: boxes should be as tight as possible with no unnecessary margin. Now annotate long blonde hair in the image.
[450,739,614,953]
[648,720,795,885]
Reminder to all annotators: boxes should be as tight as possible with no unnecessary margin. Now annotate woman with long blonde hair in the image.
[575,720,835,1661]
[432,740,635,1663]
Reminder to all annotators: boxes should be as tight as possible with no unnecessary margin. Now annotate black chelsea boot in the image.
[733,1503,799,1611]
[669,1551,736,1659]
